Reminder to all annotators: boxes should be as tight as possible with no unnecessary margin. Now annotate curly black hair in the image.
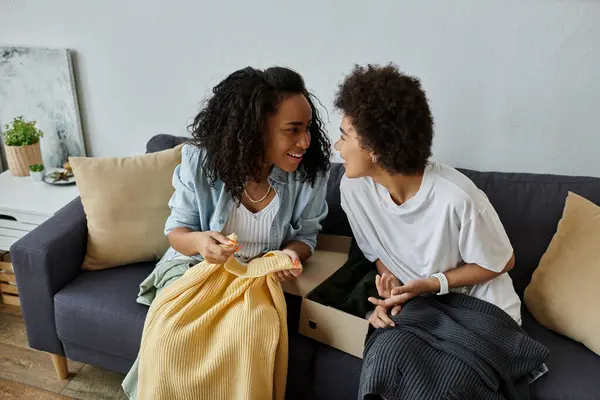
[334,64,433,175]
[189,66,331,201]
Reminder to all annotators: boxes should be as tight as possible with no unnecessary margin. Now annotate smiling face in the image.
[264,93,312,173]
[334,115,376,178]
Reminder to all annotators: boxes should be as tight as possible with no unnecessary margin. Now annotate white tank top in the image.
[222,194,280,264]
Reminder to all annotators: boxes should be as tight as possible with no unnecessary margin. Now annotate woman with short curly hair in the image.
[122,66,331,399]
[333,64,522,328]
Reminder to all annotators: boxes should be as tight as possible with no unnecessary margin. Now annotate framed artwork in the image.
[0,47,86,168]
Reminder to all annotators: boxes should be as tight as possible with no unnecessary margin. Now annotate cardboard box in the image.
[281,234,372,359]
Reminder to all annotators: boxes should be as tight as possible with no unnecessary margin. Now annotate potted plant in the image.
[28,163,45,182]
[1,116,44,176]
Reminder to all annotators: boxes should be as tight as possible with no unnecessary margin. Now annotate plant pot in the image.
[30,170,45,182]
[5,142,43,176]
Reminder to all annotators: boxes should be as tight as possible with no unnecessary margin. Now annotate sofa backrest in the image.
[146,135,600,299]
[459,168,600,297]
[323,163,600,298]
[146,134,190,154]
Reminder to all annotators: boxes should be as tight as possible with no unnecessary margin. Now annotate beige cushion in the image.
[524,192,600,355]
[70,145,182,270]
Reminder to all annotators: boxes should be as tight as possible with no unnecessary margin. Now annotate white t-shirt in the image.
[222,194,280,264]
[340,162,522,324]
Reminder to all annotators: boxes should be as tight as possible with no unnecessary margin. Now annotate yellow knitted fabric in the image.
[138,247,295,400]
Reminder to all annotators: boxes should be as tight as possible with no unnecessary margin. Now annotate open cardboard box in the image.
[281,234,377,359]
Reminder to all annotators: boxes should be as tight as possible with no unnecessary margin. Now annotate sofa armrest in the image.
[10,198,88,356]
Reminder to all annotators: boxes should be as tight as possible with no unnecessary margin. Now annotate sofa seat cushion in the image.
[55,262,155,361]
[523,310,600,399]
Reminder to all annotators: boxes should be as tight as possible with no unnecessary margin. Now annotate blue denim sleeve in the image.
[164,145,202,235]
[292,170,330,253]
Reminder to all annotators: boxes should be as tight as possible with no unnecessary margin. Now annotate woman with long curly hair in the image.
[122,66,331,399]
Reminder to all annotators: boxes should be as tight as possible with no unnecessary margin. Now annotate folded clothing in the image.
[307,237,379,318]
[360,293,549,400]
[138,247,296,400]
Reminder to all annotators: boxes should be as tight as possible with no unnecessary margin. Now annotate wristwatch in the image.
[430,273,449,295]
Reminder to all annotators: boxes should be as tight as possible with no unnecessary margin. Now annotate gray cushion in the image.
[307,309,600,400]
[312,343,362,400]
[459,169,600,298]
[522,310,600,399]
[322,163,353,237]
[146,134,189,153]
[54,262,154,360]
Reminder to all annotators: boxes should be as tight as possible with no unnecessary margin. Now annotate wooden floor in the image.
[0,304,127,400]
[0,379,72,400]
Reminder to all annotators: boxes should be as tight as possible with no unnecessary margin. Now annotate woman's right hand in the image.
[193,231,239,264]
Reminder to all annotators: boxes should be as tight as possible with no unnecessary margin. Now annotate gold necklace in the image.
[244,185,272,203]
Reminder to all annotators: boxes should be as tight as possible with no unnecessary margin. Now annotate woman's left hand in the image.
[368,277,439,315]
[278,249,303,281]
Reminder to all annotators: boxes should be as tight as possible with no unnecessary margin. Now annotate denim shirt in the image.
[161,144,329,262]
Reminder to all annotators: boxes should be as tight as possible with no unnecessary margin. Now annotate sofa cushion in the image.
[312,343,362,400]
[459,169,600,298]
[522,310,600,399]
[322,163,353,237]
[70,146,182,270]
[306,309,600,400]
[146,134,189,154]
[524,192,600,355]
[54,262,154,360]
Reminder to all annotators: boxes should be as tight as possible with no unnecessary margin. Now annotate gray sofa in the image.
[11,134,600,399]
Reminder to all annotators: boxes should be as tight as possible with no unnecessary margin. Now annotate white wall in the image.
[1,0,599,176]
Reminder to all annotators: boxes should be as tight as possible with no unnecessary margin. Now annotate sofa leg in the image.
[50,353,69,379]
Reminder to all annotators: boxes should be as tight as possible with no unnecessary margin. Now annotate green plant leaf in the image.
[28,163,45,172]
[0,116,44,146]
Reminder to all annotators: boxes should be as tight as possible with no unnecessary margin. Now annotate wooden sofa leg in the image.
[50,354,69,379]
